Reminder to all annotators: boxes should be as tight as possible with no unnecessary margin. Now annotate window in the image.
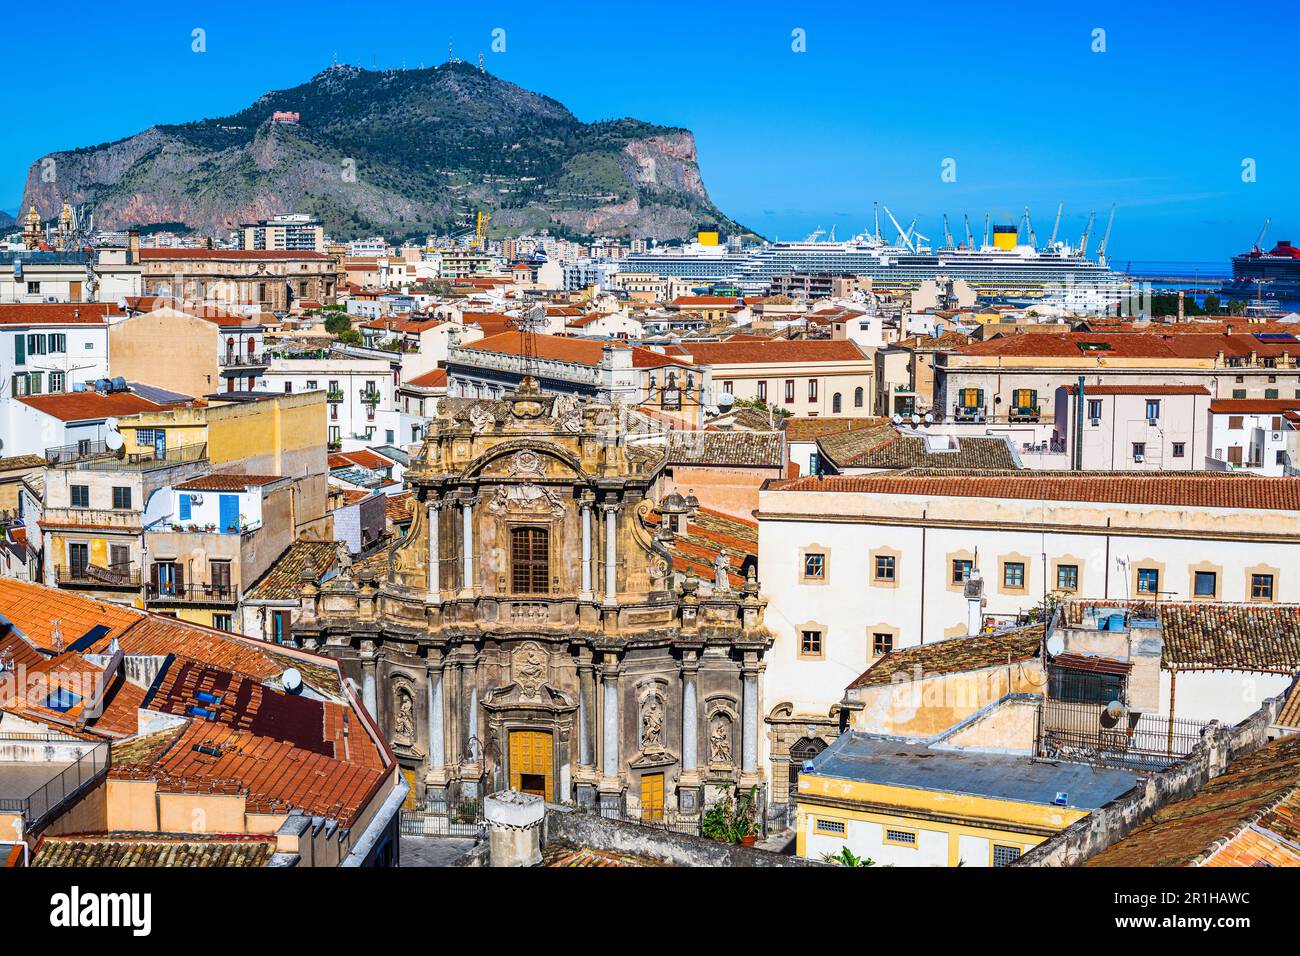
[1050,666,1125,704]
[1132,442,1146,460]
[1172,442,1185,458]
[1137,567,1159,594]
[1087,399,1103,419]
[1266,388,1280,399]
[67,542,89,578]
[884,828,917,847]
[757,381,767,402]
[723,380,734,394]
[1252,574,1275,600]
[872,632,893,656]
[784,380,795,404]
[213,614,232,631]
[178,494,192,522]
[48,371,65,393]
[800,629,823,658]
[510,526,549,594]
[1056,564,1079,592]
[952,559,972,584]
[803,553,825,580]
[306,380,317,390]
[832,392,842,413]
[808,379,818,402]
[1228,416,1244,430]
[48,333,66,353]
[283,382,293,393]
[1003,562,1025,589]
[992,845,1022,867]
[814,819,846,836]
[1145,399,1161,421]
[209,559,232,597]
[874,554,896,582]
[1232,389,1247,399]
[1194,571,1217,597]
[854,386,864,408]
[70,485,89,509]
[112,486,132,510]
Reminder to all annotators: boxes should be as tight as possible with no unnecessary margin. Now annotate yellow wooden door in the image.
[400,766,419,810]
[509,730,554,801]
[640,773,664,821]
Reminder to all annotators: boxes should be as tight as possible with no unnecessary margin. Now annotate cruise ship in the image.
[618,205,1130,301]
[1220,237,1300,302]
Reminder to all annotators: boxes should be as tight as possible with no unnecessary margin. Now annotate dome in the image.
[661,491,687,514]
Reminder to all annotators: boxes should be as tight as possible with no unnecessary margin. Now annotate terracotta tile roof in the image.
[386,492,415,524]
[848,625,1043,689]
[0,302,126,325]
[31,833,278,867]
[543,842,667,867]
[667,431,785,467]
[16,391,171,422]
[1209,398,1300,414]
[110,717,385,827]
[243,540,340,602]
[680,340,866,366]
[670,296,742,307]
[1276,679,1300,730]
[818,430,1019,471]
[1157,603,1300,673]
[461,331,691,369]
[0,454,47,471]
[1085,734,1300,867]
[174,474,282,491]
[329,449,393,471]
[783,417,885,442]
[405,368,447,388]
[0,579,143,652]
[955,331,1293,361]
[1064,384,1210,396]
[768,471,1300,511]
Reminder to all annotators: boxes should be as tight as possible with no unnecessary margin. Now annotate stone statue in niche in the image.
[468,404,494,434]
[713,549,730,591]
[394,689,415,744]
[513,641,548,700]
[335,541,354,578]
[709,715,732,764]
[641,697,664,752]
[552,395,583,433]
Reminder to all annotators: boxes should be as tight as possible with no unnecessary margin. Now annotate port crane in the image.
[983,212,991,248]
[1078,210,1096,258]
[963,213,974,249]
[1252,218,1271,253]
[1048,202,1064,246]
[1096,204,1116,263]
[1022,206,1036,248]
[882,206,919,252]
[942,214,954,249]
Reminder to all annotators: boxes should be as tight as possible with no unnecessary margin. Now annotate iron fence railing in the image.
[55,563,141,588]
[400,797,485,838]
[145,582,237,605]
[0,742,110,830]
[1037,699,1210,771]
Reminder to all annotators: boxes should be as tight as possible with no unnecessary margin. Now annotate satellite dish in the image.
[116,297,128,310]
[104,431,124,451]
[717,391,735,410]
[282,668,303,694]
[105,417,120,431]
[910,414,921,425]
[891,414,903,425]
[923,412,934,424]
[1104,699,1127,721]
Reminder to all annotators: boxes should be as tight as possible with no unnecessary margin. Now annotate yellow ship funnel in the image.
[992,225,1018,251]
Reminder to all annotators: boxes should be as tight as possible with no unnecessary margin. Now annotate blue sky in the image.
[7,0,1295,263]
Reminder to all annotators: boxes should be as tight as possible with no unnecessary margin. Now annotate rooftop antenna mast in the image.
[510,304,546,386]
[1048,201,1063,246]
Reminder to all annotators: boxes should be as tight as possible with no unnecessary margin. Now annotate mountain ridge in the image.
[20,62,748,242]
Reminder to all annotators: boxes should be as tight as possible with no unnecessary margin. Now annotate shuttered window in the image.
[510,527,549,594]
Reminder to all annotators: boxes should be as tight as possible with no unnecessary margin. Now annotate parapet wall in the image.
[1015,695,1285,867]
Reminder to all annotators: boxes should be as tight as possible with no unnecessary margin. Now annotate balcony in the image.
[55,564,141,589]
[1008,405,1041,423]
[220,351,267,369]
[145,582,237,605]
[45,439,115,466]
[43,508,143,532]
[326,388,345,403]
[952,405,985,423]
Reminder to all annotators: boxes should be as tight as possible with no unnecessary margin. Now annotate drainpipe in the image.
[1074,375,1085,470]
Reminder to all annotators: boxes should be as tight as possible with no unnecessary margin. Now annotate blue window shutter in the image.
[178,494,191,521]
[219,494,239,533]
[14,335,24,365]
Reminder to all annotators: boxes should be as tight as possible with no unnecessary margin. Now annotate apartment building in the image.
[756,470,1300,788]
[5,387,179,460]
[1206,397,1300,475]
[1,303,122,407]
[0,247,141,305]
[1050,384,1213,470]
[260,355,398,449]
[239,214,325,253]
[939,331,1300,429]
[679,339,873,418]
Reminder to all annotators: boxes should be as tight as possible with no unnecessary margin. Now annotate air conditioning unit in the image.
[1133,453,1144,463]
[1273,432,1283,441]
[1090,417,1101,427]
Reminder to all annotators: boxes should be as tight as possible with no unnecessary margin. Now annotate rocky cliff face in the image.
[20,63,745,241]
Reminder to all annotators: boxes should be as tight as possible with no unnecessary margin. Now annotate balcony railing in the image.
[45,439,113,466]
[55,563,141,589]
[1008,405,1041,422]
[221,352,267,368]
[145,582,237,605]
[952,405,985,422]
[0,741,110,830]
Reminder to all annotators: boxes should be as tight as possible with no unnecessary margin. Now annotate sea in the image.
[1122,259,1299,313]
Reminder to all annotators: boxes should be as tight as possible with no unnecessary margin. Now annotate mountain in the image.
[0,210,14,229]
[19,62,747,242]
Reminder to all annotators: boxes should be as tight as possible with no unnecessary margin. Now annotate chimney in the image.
[484,790,543,867]
[127,229,140,265]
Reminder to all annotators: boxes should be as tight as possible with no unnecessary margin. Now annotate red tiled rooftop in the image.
[461,332,691,369]
[139,248,332,261]
[174,474,282,491]
[680,339,866,365]
[1063,384,1210,396]
[0,302,126,325]
[767,471,1300,511]
[405,368,447,388]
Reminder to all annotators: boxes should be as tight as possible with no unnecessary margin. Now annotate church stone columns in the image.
[579,499,594,602]
[598,651,622,810]
[741,654,760,780]
[678,649,702,813]
[602,503,618,605]
[426,499,441,600]
[459,497,476,597]
[424,654,447,797]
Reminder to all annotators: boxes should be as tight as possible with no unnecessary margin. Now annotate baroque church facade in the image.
[294,382,773,819]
